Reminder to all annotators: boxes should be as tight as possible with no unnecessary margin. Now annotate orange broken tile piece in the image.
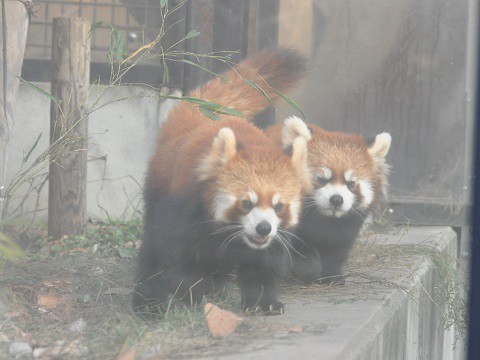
[204,302,243,337]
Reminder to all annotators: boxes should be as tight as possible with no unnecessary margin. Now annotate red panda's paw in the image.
[265,301,285,315]
[244,301,285,316]
[318,274,346,286]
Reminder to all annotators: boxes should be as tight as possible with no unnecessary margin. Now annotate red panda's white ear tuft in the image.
[197,127,237,181]
[368,132,391,160]
[290,136,313,192]
[282,116,311,150]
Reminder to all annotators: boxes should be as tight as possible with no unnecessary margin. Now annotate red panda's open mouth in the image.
[250,236,269,245]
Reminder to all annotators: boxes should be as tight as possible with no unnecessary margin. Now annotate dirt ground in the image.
[0,221,331,359]
[0,221,465,359]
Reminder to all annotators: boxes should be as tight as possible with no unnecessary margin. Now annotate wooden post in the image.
[249,0,280,129]
[0,0,31,218]
[48,17,90,239]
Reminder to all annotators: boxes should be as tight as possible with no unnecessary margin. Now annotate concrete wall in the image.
[5,82,179,221]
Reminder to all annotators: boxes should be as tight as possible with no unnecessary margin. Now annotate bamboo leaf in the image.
[116,31,126,62]
[275,90,306,120]
[199,106,220,120]
[88,21,103,40]
[23,132,42,164]
[185,29,200,40]
[163,62,169,84]
[178,96,208,106]
[244,79,273,104]
[18,77,60,104]
[202,102,246,118]
[180,59,230,82]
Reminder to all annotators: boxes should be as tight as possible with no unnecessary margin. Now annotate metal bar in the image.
[467,0,480,354]
[382,200,471,227]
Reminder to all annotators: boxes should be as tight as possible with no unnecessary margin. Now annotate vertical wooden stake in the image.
[48,17,90,239]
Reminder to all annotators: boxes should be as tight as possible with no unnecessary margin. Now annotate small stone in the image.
[69,318,86,334]
[9,342,32,359]
[138,344,162,360]
[0,332,10,343]
[33,347,46,358]
[124,241,134,249]
[92,244,99,253]
[135,239,142,248]
[92,266,104,275]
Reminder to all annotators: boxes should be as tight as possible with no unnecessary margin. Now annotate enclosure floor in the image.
[0,226,462,359]
[202,226,461,360]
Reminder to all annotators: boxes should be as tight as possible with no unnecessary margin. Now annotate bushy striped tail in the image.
[188,47,308,119]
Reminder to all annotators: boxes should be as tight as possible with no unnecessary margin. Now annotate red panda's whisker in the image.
[277,228,307,247]
[220,229,245,250]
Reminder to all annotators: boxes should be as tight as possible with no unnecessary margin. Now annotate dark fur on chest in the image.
[133,191,289,315]
[291,208,367,284]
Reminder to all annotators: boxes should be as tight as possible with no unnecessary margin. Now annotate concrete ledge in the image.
[208,226,459,360]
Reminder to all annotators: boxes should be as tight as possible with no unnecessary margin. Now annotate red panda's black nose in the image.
[256,221,272,237]
[330,194,344,207]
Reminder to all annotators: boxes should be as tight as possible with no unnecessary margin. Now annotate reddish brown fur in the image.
[147,48,308,218]
[266,123,386,206]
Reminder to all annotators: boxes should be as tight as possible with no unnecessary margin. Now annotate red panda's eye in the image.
[274,203,284,213]
[241,200,254,211]
[346,180,356,189]
[317,176,329,186]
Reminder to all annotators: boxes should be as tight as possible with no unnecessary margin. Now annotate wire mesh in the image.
[26,0,162,63]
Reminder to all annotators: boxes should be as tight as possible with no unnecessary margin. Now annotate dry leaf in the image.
[204,303,243,337]
[117,347,136,360]
[37,295,59,308]
[288,325,303,333]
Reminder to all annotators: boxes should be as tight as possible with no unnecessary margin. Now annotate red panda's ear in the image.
[197,127,237,181]
[290,136,313,192]
[282,116,311,150]
[368,132,391,161]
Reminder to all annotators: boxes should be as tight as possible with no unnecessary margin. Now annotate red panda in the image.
[133,49,309,315]
[265,116,391,284]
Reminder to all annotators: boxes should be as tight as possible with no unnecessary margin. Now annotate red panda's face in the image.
[307,132,391,218]
[311,164,375,218]
[197,126,308,251]
[279,117,391,219]
[210,156,304,250]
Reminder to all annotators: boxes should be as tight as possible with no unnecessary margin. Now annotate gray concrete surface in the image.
[205,226,461,360]
[6,83,178,220]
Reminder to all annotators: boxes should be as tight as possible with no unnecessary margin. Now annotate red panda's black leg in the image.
[317,240,354,285]
[132,239,170,315]
[237,253,288,314]
[291,240,323,284]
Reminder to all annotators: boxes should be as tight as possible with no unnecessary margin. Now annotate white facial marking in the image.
[314,183,355,217]
[213,192,236,222]
[289,200,301,226]
[247,191,258,204]
[272,193,281,206]
[241,208,280,250]
[320,166,333,180]
[344,169,354,182]
[358,180,374,208]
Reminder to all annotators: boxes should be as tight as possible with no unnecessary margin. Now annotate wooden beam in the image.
[48,17,90,239]
[21,59,170,87]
